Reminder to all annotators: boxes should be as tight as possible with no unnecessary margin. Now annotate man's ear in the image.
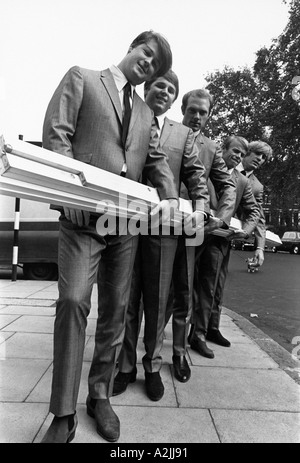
[181,104,185,115]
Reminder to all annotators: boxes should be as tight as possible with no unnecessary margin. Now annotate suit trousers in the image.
[117,242,144,373]
[208,241,231,331]
[141,235,179,372]
[192,235,228,340]
[165,236,195,356]
[49,216,138,416]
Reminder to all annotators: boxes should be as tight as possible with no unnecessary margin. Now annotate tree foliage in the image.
[203,0,300,231]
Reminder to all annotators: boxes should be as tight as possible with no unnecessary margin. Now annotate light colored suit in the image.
[42,66,178,415]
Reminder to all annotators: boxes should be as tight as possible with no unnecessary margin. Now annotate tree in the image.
[203,0,300,232]
[253,0,300,231]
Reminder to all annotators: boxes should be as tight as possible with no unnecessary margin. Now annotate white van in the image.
[0,195,59,279]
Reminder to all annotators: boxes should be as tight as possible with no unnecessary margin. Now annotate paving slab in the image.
[35,404,220,444]
[211,409,300,443]
[0,332,53,359]
[0,314,21,330]
[175,366,300,412]
[0,358,52,401]
[1,315,55,334]
[188,341,279,369]
[0,305,55,316]
[0,402,49,443]
[0,298,55,306]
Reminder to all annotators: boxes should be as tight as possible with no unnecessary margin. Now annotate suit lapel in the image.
[100,69,123,124]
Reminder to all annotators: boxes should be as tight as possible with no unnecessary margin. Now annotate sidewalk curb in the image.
[223,306,300,385]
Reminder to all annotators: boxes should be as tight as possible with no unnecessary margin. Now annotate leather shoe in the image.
[145,372,164,401]
[207,329,231,347]
[172,355,191,383]
[113,367,137,396]
[190,339,214,358]
[86,396,120,442]
[40,413,78,443]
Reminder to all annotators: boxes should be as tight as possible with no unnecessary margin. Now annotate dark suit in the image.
[198,169,260,334]
[238,172,266,249]
[118,118,210,373]
[179,133,236,343]
[42,66,178,415]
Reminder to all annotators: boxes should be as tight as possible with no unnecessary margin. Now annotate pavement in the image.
[0,278,300,444]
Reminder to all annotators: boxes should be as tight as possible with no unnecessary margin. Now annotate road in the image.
[223,249,300,354]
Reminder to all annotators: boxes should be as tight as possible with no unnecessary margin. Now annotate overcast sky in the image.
[0,0,290,142]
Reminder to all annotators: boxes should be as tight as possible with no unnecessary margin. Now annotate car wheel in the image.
[23,263,58,280]
[291,246,299,255]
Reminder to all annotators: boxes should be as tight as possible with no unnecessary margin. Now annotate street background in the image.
[223,250,300,354]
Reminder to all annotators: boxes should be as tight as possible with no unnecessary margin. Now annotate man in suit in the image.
[40,31,179,444]
[113,70,217,400]
[168,88,237,360]
[195,136,260,349]
[236,140,273,267]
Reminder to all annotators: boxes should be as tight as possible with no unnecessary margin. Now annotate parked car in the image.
[272,231,300,254]
[230,235,255,251]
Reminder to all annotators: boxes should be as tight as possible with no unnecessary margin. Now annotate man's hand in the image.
[226,229,249,242]
[254,248,264,266]
[150,199,178,229]
[63,207,90,227]
[203,216,224,235]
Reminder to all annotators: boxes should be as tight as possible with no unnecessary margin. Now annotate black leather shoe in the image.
[172,355,191,383]
[86,396,120,442]
[145,372,164,401]
[190,339,214,358]
[40,413,78,443]
[112,367,137,396]
[207,329,231,347]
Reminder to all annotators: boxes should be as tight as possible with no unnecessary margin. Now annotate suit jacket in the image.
[42,66,178,203]
[237,172,266,248]
[156,118,210,212]
[229,169,260,235]
[181,133,236,226]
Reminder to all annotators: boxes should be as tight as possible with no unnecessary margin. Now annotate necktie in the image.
[122,82,132,148]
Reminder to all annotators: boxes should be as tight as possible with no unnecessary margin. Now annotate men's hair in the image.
[223,135,249,153]
[181,88,214,114]
[144,69,179,101]
[247,140,273,162]
[130,30,172,78]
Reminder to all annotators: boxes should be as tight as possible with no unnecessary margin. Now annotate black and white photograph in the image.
[0,0,299,447]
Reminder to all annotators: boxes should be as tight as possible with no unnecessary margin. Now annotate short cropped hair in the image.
[130,30,172,78]
[144,69,179,101]
[181,88,214,114]
[247,140,273,162]
[223,135,249,153]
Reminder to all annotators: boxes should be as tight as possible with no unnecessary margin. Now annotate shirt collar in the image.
[109,65,135,98]
[156,113,166,131]
[236,162,253,177]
